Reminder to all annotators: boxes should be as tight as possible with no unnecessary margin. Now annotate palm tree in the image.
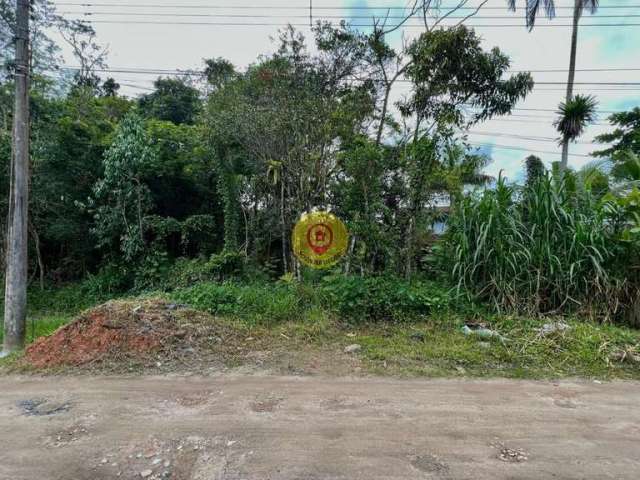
[508,1,599,168]
[554,94,598,170]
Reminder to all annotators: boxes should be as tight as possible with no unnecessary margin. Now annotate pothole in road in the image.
[250,394,283,413]
[410,454,449,473]
[18,398,71,416]
[48,423,91,447]
[491,440,529,463]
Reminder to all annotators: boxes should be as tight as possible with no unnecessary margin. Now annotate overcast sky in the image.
[49,0,640,181]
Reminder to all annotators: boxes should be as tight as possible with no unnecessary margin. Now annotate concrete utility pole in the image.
[3,0,30,355]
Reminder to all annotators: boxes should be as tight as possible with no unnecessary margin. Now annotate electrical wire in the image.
[67,19,640,27]
[469,142,593,157]
[52,3,640,10]
[59,12,640,20]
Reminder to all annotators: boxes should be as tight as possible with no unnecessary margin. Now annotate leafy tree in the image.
[525,155,546,187]
[593,107,640,158]
[402,26,533,131]
[139,78,202,125]
[204,26,375,272]
[203,57,236,90]
[144,119,221,256]
[28,87,131,279]
[101,77,120,97]
[397,26,531,275]
[89,112,157,262]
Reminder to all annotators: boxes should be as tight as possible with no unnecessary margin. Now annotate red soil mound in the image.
[25,301,181,368]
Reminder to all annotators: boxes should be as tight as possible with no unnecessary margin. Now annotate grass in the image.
[0,281,119,347]
[0,315,71,349]
[345,316,640,379]
[446,174,623,318]
[1,280,639,379]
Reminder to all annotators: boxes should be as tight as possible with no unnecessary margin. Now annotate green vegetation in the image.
[446,174,614,316]
[3,279,639,380]
[1,3,639,378]
[352,316,640,379]
[444,164,640,324]
[172,276,452,326]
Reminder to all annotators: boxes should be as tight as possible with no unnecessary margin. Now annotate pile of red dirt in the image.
[25,300,218,369]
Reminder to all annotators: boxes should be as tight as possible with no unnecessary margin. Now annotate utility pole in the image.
[3,0,30,355]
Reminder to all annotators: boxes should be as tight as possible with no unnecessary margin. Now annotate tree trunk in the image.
[29,221,44,291]
[3,0,30,354]
[280,180,289,274]
[560,0,581,172]
[375,82,392,146]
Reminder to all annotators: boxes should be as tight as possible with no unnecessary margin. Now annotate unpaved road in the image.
[1,375,640,479]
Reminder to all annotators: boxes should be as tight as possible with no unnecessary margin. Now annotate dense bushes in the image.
[320,275,451,322]
[444,174,633,319]
[172,276,452,325]
[172,282,308,325]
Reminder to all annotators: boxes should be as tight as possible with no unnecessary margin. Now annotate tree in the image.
[204,26,375,273]
[1,0,62,79]
[203,57,236,91]
[139,78,202,125]
[607,150,640,194]
[29,89,132,279]
[399,25,532,276]
[402,26,533,132]
[554,94,597,169]
[593,107,640,158]
[58,20,108,91]
[89,112,157,262]
[508,0,599,170]
[525,155,546,187]
[101,77,120,97]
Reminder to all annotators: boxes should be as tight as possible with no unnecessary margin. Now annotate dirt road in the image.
[1,375,639,479]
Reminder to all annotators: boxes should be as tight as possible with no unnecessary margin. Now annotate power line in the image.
[469,142,593,157]
[482,118,606,126]
[60,12,640,20]
[467,130,601,145]
[53,3,640,10]
[68,19,640,27]
[515,107,621,114]
[398,80,640,85]
[51,65,640,76]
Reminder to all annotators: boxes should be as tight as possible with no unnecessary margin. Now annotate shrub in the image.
[172,281,306,325]
[319,275,451,322]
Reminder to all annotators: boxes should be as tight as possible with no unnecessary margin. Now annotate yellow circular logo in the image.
[292,211,349,269]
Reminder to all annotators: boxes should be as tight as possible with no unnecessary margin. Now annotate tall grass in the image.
[446,175,618,317]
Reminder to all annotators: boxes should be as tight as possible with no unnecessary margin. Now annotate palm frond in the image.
[526,0,557,30]
[554,94,598,143]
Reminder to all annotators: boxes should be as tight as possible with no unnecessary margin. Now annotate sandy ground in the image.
[1,375,640,480]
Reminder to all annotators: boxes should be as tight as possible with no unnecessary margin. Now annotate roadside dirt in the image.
[13,299,361,377]
[1,375,639,479]
[24,300,228,369]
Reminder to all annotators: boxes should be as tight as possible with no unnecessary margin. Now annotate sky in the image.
[48,0,640,181]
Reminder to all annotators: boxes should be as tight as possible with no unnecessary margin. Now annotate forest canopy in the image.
[0,21,532,286]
